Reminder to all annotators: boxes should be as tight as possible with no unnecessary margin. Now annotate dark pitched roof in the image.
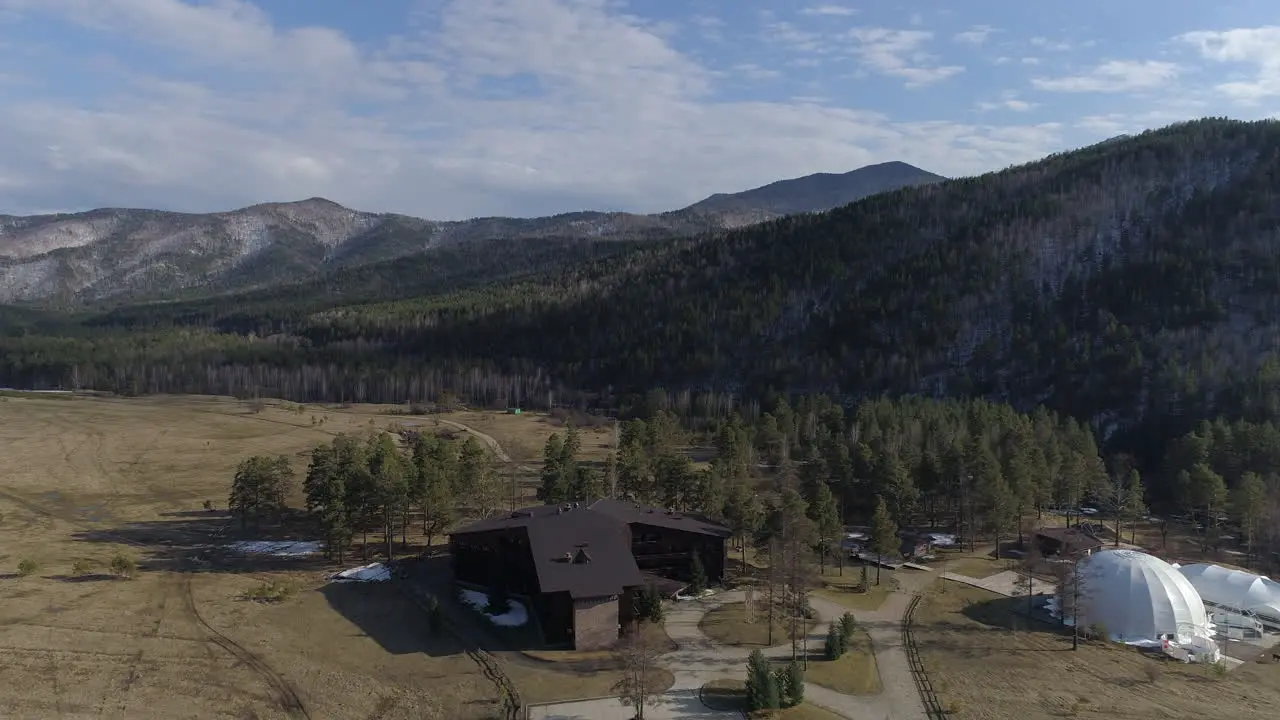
[451,503,643,599]
[588,498,732,537]
[526,510,642,599]
[1035,526,1104,552]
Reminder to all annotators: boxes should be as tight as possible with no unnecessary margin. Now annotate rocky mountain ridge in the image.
[0,163,944,304]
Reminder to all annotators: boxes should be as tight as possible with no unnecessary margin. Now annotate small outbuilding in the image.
[1034,526,1103,558]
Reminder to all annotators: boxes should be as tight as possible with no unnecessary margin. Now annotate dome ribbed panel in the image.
[1077,549,1210,641]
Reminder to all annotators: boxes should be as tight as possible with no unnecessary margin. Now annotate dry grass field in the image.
[0,394,570,719]
[434,409,619,465]
[913,583,1280,720]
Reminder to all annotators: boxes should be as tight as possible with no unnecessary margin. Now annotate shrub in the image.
[241,579,295,603]
[745,650,779,712]
[824,624,843,660]
[17,558,38,577]
[202,500,214,511]
[782,661,804,707]
[1209,660,1228,679]
[839,612,857,643]
[689,553,708,594]
[1144,663,1164,683]
[71,559,93,576]
[109,553,138,579]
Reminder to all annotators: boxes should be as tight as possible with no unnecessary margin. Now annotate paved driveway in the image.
[526,690,742,719]
[530,572,935,719]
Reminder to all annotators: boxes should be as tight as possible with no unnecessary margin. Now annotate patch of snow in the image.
[331,562,391,582]
[925,533,957,545]
[227,540,323,556]
[460,589,529,627]
[675,588,716,601]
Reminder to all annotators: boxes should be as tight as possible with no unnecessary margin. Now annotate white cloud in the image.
[733,63,781,80]
[1032,60,1179,93]
[800,4,857,16]
[1029,36,1074,52]
[977,98,1038,113]
[954,25,996,45]
[1178,26,1280,103]
[0,0,1117,220]
[846,27,964,87]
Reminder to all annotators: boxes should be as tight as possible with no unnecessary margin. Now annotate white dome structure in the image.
[1178,564,1280,625]
[1062,549,1210,643]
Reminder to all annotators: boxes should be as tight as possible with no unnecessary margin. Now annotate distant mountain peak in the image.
[680,161,946,227]
[0,161,944,303]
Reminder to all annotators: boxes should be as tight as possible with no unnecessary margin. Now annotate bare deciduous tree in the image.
[613,624,664,720]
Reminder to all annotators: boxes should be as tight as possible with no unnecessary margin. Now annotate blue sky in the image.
[1,0,1278,219]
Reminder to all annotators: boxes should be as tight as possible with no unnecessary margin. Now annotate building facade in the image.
[449,500,729,649]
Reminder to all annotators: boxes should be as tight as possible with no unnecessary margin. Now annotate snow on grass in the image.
[331,562,392,583]
[227,540,323,557]
[460,588,528,627]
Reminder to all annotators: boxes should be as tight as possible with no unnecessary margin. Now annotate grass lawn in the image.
[937,553,1015,579]
[699,602,817,647]
[812,564,893,612]
[700,679,747,711]
[912,583,1280,720]
[774,703,849,719]
[508,662,675,705]
[0,394,501,719]
[802,629,881,695]
[522,620,675,663]
[699,680,842,719]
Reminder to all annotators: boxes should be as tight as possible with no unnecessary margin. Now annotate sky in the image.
[1,0,1278,220]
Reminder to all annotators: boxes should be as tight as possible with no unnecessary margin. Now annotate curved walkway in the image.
[653,576,930,719]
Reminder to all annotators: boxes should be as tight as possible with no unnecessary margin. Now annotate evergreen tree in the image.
[824,624,843,660]
[229,454,294,530]
[744,649,779,712]
[783,661,804,707]
[304,441,351,561]
[808,480,841,574]
[538,433,568,503]
[688,552,707,593]
[869,495,898,585]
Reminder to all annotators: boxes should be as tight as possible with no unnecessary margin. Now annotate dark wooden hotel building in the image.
[449,498,730,650]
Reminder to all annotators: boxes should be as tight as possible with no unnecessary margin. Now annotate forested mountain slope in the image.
[681,161,945,226]
[3,118,1280,468]
[0,162,939,305]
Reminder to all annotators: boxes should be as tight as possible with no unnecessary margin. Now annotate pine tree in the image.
[744,649,777,712]
[305,441,351,562]
[229,454,293,530]
[824,624,843,660]
[784,661,804,707]
[538,433,568,503]
[870,495,898,585]
[808,480,841,574]
[688,552,707,593]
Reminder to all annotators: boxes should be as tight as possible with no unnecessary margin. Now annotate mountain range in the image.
[5,118,1280,472]
[0,161,944,304]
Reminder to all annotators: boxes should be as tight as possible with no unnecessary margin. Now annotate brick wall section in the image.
[572,595,620,650]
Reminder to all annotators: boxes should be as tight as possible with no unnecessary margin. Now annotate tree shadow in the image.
[396,556,559,658]
[0,573,20,580]
[69,513,335,574]
[48,573,120,583]
[316,581,469,658]
[960,595,1061,632]
[159,510,229,519]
